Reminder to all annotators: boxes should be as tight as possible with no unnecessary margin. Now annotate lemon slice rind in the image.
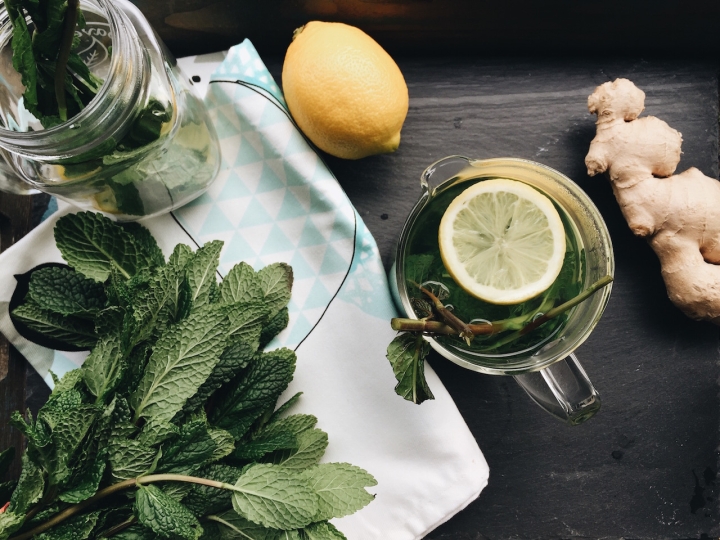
[438,178,566,305]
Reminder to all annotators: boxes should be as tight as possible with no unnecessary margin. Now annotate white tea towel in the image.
[0,40,489,539]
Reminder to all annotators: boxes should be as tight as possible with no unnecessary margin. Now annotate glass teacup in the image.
[390,156,614,425]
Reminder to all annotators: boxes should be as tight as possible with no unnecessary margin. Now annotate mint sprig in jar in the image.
[0,0,220,219]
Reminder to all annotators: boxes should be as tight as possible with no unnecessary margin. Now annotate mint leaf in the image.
[35,510,100,540]
[300,463,376,521]
[209,510,276,540]
[225,301,269,344]
[208,429,235,463]
[221,262,262,305]
[386,333,434,405]
[181,337,257,417]
[57,450,106,504]
[231,463,318,530]
[82,334,125,403]
[259,307,289,349]
[111,525,158,540]
[264,414,317,437]
[119,342,152,398]
[211,349,296,440]
[0,512,25,540]
[130,254,191,345]
[268,429,328,471]
[136,420,179,447]
[30,0,67,59]
[28,266,106,318]
[186,240,222,312]
[9,453,44,514]
[183,464,242,517]
[404,254,435,285]
[268,393,303,424]
[54,212,145,281]
[165,244,194,324]
[135,484,202,540]
[51,369,84,394]
[38,401,99,485]
[156,416,226,475]
[303,522,347,540]
[130,308,229,425]
[9,412,54,478]
[257,263,293,318]
[108,440,158,482]
[12,300,97,349]
[10,10,38,113]
[121,223,165,269]
[231,427,298,462]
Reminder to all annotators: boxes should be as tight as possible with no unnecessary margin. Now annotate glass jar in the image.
[0,0,220,220]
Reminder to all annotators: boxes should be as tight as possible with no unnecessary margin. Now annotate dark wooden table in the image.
[1,55,719,539]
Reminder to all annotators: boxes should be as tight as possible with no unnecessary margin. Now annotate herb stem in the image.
[518,274,613,337]
[415,283,474,343]
[206,515,247,536]
[390,318,495,335]
[98,516,137,538]
[391,275,613,341]
[9,474,235,540]
[55,0,79,122]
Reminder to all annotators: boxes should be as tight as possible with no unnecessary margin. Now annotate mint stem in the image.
[521,275,612,335]
[391,275,613,339]
[9,474,233,540]
[54,0,79,122]
[205,515,245,536]
[98,517,136,538]
[415,282,474,344]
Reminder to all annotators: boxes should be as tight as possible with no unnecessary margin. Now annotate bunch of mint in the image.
[1,212,376,540]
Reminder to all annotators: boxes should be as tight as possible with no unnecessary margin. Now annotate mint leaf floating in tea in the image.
[4,212,375,540]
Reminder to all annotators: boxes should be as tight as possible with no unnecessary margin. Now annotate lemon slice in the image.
[439,178,566,305]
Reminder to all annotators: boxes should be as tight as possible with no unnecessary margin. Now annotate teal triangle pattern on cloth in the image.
[173,39,371,350]
[211,42,288,109]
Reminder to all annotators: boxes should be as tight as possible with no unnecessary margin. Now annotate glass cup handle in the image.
[513,353,601,425]
[420,155,472,194]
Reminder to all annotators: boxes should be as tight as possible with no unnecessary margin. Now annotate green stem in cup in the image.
[487,274,613,349]
[55,0,79,122]
[391,275,613,340]
[413,281,475,344]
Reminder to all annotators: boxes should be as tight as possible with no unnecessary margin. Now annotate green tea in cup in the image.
[390,156,614,424]
[403,174,585,356]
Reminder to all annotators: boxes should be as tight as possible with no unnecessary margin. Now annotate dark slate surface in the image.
[16,58,718,538]
[269,57,720,539]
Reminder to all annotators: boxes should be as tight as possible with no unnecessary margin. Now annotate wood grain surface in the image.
[133,0,720,59]
[265,56,720,538]
[0,193,32,482]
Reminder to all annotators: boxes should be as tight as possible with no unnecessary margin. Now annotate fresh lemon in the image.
[282,21,408,160]
[439,179,566,305]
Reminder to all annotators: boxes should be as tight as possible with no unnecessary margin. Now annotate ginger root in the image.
[586,78,720,324]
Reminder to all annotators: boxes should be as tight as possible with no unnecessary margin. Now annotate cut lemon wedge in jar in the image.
[439,178,566,305]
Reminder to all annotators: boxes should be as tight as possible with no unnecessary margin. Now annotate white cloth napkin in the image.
[0,41,488,539]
